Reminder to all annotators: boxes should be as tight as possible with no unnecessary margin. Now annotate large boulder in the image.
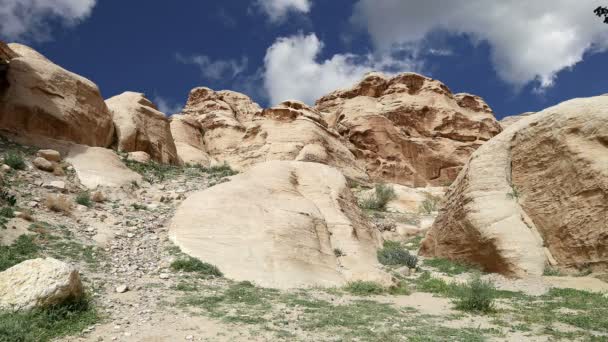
[169,114,215,166]
[315,72,502,187]
[420,95,608,276]
[66,145,142,189]
[169,161,390,289]
[0,258,84,311]
[0,42,114,147]
[175,87,368,182]
[106,92,179,164]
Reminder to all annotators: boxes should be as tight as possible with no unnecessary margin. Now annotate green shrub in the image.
[344,281,385,296]
[423,257,476,275]
[377,241,418,268]
[543,265,562,276]
[0,207,14,218]
[3,151,25,170]
[0,190,16,207]
[0,235,39,272]
[419,193,441,215]
[333,248,345,257]
[415,271,456,295]
[170,257,223,277]
[75,192,91,207]
[454,274,497,313]
[0,297,97,342]
[359,184,396,211]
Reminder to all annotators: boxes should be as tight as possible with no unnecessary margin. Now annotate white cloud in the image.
[153,95,183,116]
[176,53,248,81]
[352,0,608,90]
[263,33,420,105]
[256,0,311,22]
[0,0,96,41]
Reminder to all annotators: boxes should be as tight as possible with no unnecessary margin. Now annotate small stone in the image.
[44,180,66,191]
[396,266,411,277]
[1,164,11,172]
[27,201,38,208]
[37,149,62,162]
[185,335,194,341]
[159,273,170,280]
[115,285,129,293]
[33,157,55,172]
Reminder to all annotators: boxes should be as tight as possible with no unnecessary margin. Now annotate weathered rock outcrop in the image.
[175,87,368,181]
[169,161,390,289]
[169,114,215,166]
[66,145,142,189]
[500,112,535,129]
[106,92,179,164]
[420,95,608,276]
[0,42,114,147]
[315,72,502,187]
[0,258,83,311]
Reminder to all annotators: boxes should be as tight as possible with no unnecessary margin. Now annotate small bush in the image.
[454,273,497,313]
[423,257,476,276]
[377,241,418,268]
[3,151,26,170]
[543,265,562,276]
[344,281,385,296]
[45,194,73,214]
[170,257,223,277]
[0,207,14,218]
[75,192,91,207]
[333,248,345,257]
[359,184,396,211]
[388,281,411,295]
[419,192,441,215]
[415,271,456,296]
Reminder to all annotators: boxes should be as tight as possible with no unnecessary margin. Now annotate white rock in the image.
[36,149,61,162]
[33,157,55,172]
[0,258,83,311]
[44,180,66,191]
[115,285,129,293]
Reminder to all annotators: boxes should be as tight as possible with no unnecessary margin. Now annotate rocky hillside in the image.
[0,40,607,341]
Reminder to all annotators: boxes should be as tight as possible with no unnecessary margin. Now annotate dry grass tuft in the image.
[90,190,106,203]
[45,194,73,214]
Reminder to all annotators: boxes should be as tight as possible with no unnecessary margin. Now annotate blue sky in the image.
[1,0,608,119]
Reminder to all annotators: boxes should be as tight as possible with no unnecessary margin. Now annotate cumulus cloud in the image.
[256,0,311,22]
[152,95,183,116]
[263,33,420,105]
[176,53,249,81]
[0,0,96,41]
[352,0,608,90]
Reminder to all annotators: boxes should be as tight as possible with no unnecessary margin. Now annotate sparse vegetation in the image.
[124,158,238,184]
[423,257,477,275]
[377,240,418,268]
[333,248,345,257]
[543,265,563,276]
[170,257,223,277]
[0,297,98,342]
[131,203,147,210]
[3,150,26,170]
[507,185,520,199]
[344,281,385,296]
[44,194,73,214]
[0,190,16,207]
[454,273,497,314]
[0,206,14,229]
[75,191,91,207]
[419,192,441,214]
[359,184,396,211]
[0,235,39,272]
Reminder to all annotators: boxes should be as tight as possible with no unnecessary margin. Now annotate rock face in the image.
[500,112,535,129]
[175,87,368,181]
[0,258,83,311]
[169,114,214,166]
[106,92,179,164]
[420,95,608,276]
[66,145,142,189]
[315,72,502,187]
[169,161,390,289]
[0,43,114,147]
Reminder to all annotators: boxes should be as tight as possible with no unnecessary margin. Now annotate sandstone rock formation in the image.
[0,42,114,147]
[169,161,390,289]
[174,87,368,181]
[500,112,535,129]
[315,72,502,187]
[106,92,179,164]
[169,114,214,166]
[66,145,142,189]
[0,258,83,311]
[420,95,608,276]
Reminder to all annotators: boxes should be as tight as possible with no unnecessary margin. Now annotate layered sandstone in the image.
[0,42,114,147]
[420,95,608,276]
[315,72,502,187]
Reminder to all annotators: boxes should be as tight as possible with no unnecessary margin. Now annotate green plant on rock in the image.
[377,241,418,268]
[333,248,345,257]
[75,192,91,207]
[359,184,396,211]
[507,185,520,199]
[3,150,26,170]
[418,193,441,215]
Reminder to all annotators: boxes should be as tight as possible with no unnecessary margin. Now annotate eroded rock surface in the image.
[421,95,608,276]
[315,72,502,187]
[169,161,390,288]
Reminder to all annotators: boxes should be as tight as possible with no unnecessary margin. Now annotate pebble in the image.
[159,273,170,279]
[115,285,129,293]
